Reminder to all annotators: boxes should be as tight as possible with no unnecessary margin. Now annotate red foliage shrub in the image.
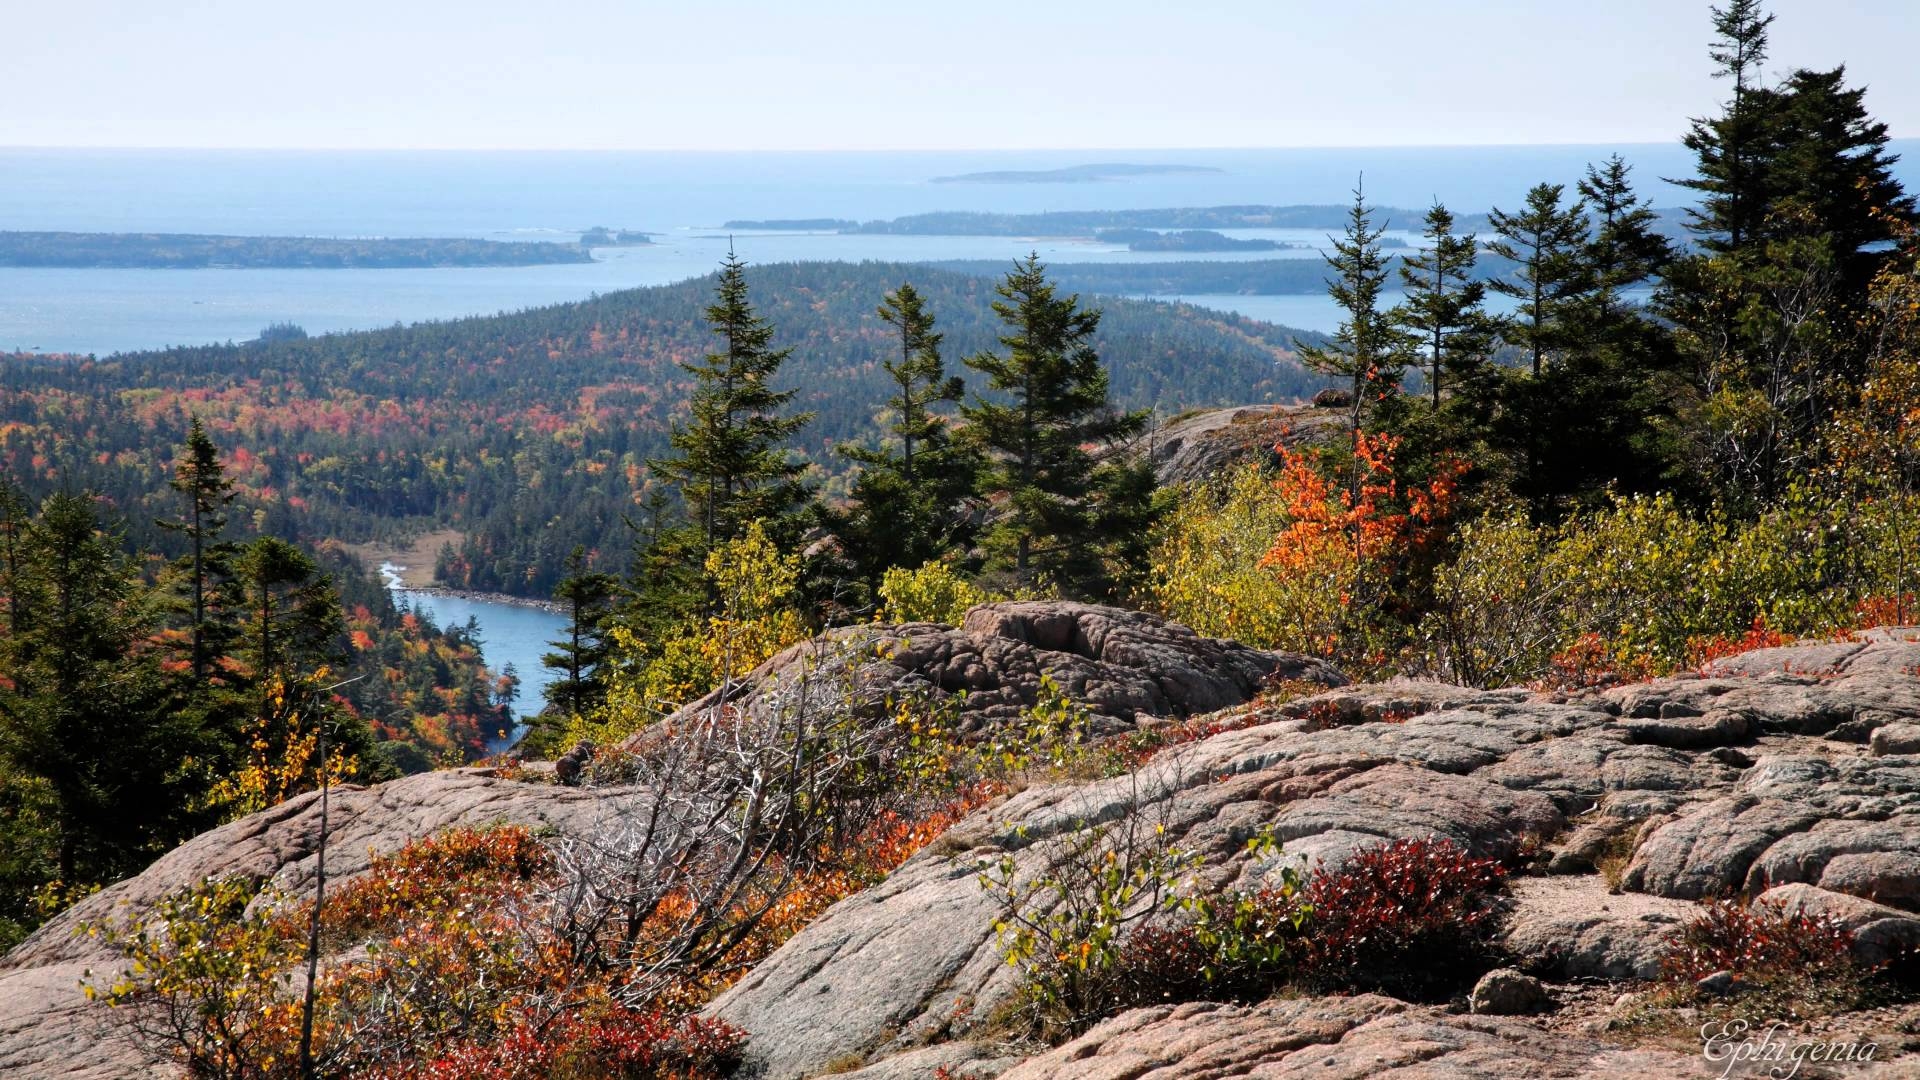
[1857,593,1920,628]
[381,1007,743,1080]
[1686,617,1793,669]
[304,825,554,946]
[1295,836,1509,997]
[1661,898,1858,984]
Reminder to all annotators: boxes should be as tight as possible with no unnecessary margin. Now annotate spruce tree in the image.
[158,417,237,684]
[0,494,206,887]
[648,252,814,554]
[1576,157,1672,320]
[1391,202,1492,409]
[961,254,1151,596]
[830,282,978,589]
[1298,185,1413,432]
[1678,0,1776,253]
[543,545,616,718]
[1487,183,1590,376]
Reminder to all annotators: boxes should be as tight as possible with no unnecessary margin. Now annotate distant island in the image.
[1093,228,1288,253]
[579,226,654,247]
[930,163,1224,184]
[721,218,861,231]
[847,206,1401,236]
[0,231,594,269]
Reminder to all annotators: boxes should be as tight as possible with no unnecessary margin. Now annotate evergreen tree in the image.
[0,494,206,887]
[158,417,237,684]
[1678,0,1776,253]
[648,252,814,555]
[1761,66,1916,288]
[1575,156,1672,321]
[1298,185,1412,431]
[829,282,979,590]
[1488,183,1591,377]
[543,546,617,719]
[1391,202,1493,409]
[226,536,372,807]
[961,254,1151,596]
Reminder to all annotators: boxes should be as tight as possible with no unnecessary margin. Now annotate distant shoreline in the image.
[390,581,568,616]
[0,230,594,269]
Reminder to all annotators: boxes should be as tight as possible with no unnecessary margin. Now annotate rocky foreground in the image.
[5,604,1920,1078]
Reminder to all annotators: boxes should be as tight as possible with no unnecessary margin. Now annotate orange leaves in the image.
[1259,432,1462,579]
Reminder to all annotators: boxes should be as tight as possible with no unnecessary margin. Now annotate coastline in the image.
[391,582,567,616]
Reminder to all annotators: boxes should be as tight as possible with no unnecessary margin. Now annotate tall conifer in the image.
[961,254,1150,595]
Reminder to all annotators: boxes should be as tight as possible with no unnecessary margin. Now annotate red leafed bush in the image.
[1660,898,1857,984]
[1295,836,1509,997]
[1686,617,1793,668]
[382,1007,744,1080]
[307,825,555,946]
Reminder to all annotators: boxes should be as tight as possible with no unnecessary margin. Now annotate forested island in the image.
[930,162,1224,183]
[578,226,654,246]
[0,230,594,268]
[1094,227,1289,252]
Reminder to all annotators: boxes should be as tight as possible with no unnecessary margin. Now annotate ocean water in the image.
[9,142,1909,354]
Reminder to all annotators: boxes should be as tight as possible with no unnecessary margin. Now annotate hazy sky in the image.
[10,1,1915,150]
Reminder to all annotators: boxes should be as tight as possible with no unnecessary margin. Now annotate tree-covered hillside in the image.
[0,261,1328,596]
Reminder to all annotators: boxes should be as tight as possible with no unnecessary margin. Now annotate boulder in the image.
[1469,968,1552,1015]
[651,601,1344,743]
[1759,883,1920,967]
[1872,722,1920,756]
[1149,404,1342,487]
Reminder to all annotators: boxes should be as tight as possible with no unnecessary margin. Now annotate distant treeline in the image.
[1094,228,1288,252]
[723,204,1693,243]
[928,255,1525,296]
[0,231,595,269]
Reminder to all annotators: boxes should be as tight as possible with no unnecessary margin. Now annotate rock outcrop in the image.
[0,602,1329,1080]
[708,631,1920,1078]
[653,601,1345,741]
[8,622,1920,1078]
[1149,404,1342,487]
[0,770,620,1079]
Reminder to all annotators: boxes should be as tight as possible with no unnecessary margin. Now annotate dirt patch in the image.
[340,529,463,588]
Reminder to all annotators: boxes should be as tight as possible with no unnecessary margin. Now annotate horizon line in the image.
[0,139,1749,155]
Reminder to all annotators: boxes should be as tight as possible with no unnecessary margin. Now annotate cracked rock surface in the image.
[708,631,1920,1079]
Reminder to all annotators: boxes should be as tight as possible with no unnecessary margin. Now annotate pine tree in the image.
[1487,183,1590,376]
[1576,156,1672,320]
[1678,0,1776,253]
[648,252,814,555]
[961,254,1151,595]
[158,417,236,684]
[830,282,979,589]
[1299,185,1413,431]
[1391,202,1492,409]
[543,546,616,719]
[0,494,205,887]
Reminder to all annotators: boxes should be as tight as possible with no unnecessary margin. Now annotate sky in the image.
[9,0,1916,151]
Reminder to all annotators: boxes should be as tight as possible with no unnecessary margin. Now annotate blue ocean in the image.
[10,142,1909,355]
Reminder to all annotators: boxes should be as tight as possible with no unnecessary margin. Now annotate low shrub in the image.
[993,832,1512,1043]
[1649,897,1890,1022]
[1661,898,1857,985]
[1293,836,1509,998]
